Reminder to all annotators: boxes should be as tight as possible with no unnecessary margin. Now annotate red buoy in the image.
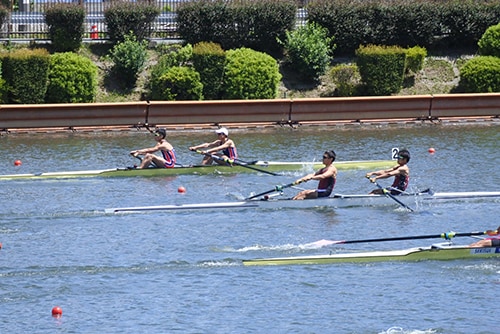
[52,306,63,317]
[14,160,22,166]
[428,147,436,154]
[178,186,186,193]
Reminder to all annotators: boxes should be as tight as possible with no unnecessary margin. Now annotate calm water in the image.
[1,124,499,333]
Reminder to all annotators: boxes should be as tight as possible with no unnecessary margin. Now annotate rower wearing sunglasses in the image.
[130,128,177,169]
[292,150,337,200]
[366,149,410,195]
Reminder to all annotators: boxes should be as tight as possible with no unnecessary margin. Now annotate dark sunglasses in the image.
[323,155,332,159]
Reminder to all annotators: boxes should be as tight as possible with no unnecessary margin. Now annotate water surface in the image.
[1,124,499,333]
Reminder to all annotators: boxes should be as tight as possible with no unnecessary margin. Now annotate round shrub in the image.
[46,52,98,103]
[459,56,500,93]
[478,23,500,57]
[221,47,281,100]
[151,66,203,101]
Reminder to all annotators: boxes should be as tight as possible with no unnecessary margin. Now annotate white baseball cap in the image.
[215,127,228,136]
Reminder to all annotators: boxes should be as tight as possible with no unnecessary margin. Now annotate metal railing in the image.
[1,1,308,40]
[2,0,186,40]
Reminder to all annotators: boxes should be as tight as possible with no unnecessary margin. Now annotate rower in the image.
[189,127,238,165]
[130,128,177,169]
[366,149,410,195]
[469,227,500,247]
[292,150,337,200]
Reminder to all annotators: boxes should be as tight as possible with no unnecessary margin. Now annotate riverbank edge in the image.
[1,116,498,135]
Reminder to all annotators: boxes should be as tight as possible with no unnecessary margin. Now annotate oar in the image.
[192,149,280,176]
[246,179,306,200]
[308,228,500,248]
[367,176,415,212]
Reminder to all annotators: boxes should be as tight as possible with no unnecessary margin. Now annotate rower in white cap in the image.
[189,127,238,165]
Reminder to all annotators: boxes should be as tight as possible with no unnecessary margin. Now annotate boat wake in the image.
[217,241,333,253]
[378,327,437,334]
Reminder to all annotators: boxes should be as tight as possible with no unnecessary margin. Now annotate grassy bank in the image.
[80,43,473,103]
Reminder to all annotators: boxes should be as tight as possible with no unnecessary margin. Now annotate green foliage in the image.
[192,42,226,100]
[0,58,6,103]
[46,52,98,103]
[330,64,360,97]
[150,44,193,97]
[221,47,281,100]
[108,33,148,89]
[1,49,50,104]
[438,1,500,49]
[0,5,8,28]
[280,22,333,82]
[177,0,296,56]
[478,23,500,57]
[405,46,427,73]
[307,0,500,55]
[356,45,406,96]
[459,56,500,93]
[150,66,203,101]
[45,4,85,52]
[104,2,160,44]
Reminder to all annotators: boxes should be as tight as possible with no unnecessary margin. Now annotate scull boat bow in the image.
[242,244,500,266]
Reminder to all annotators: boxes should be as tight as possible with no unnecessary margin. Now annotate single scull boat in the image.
[242,243,500,266]
[104,190,500,213]
[0,159,392,181]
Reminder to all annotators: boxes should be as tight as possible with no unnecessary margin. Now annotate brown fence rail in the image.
[1,94,499,131]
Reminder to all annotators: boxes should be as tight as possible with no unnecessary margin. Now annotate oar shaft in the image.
[368,177,414,212]
[336,231,494,245]
[194,150,279,176]
[246,180,303,200]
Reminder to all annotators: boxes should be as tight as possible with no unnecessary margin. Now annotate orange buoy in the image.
[51,306,62,317]
[14,159,22,166]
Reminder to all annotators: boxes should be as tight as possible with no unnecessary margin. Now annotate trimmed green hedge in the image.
[308,0,500,55]
[356,45,407,96]
[1,49,50,104]
[45,4,85,52]
[104,2,160,44]
[177,0,296,56]
[192,42,226,100]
